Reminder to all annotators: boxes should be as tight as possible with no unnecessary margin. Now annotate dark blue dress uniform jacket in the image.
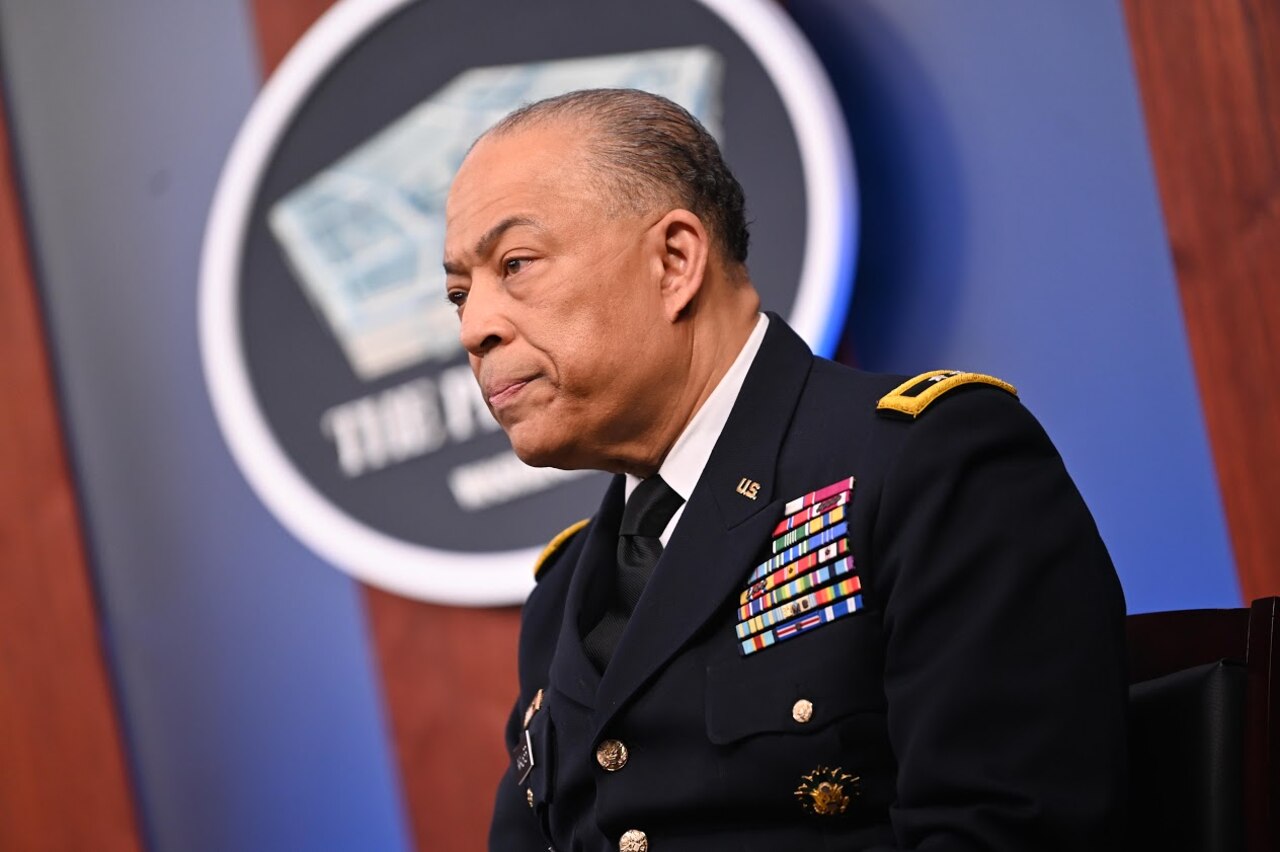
[490,315,1127,851]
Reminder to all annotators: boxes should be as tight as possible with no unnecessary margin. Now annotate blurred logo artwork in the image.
[199,0,855,606]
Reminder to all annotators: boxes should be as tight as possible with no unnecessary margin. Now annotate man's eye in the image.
[446,289,467,307]
[503,257,530,276]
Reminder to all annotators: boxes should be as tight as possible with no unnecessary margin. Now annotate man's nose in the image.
[458,282,510,356]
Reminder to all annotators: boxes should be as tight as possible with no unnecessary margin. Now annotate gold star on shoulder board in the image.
[794,765,860,816]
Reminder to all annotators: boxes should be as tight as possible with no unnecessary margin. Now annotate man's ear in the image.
[652,209,709,322]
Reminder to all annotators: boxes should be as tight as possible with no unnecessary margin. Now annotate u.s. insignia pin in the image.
[795,765,860,816]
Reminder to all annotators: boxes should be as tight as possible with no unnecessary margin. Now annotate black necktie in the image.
[583,475,684,671]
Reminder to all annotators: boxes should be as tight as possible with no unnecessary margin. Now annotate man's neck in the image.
[599,270,761,477]
[624,302,763,478]
[625,312,769,517]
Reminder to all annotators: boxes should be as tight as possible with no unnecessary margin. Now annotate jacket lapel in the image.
[548,475,624,710]
[593,315,814,732]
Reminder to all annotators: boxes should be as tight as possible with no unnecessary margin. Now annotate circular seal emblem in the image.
[200,0,857,605]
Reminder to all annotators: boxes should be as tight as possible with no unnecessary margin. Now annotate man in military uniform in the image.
[443,89,1126,851]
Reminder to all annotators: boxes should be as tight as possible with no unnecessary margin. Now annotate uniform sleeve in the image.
[488,696,546,850]
[867,388,1127,851]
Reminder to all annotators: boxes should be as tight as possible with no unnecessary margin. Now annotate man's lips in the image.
[485,376,537,408]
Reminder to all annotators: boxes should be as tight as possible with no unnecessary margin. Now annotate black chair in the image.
[1126,596,1278,852]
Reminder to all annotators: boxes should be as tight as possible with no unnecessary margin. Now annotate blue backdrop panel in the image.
[789,0,1239,613]
[0,1,409,850]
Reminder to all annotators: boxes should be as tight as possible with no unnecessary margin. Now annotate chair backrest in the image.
[1126,597,1278,852]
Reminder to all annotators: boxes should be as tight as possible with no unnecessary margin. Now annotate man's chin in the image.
[508,430,605,472]
[507,432,577,471]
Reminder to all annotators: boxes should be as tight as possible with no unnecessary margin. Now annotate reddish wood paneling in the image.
[364,590,522,850]
[0,91,144,851]
[249,0,341,73]
[1123,0,1280,602]
[248,3,524,849]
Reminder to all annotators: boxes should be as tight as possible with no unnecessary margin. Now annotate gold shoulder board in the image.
[877,370,1017,419]
[533,519,590,580]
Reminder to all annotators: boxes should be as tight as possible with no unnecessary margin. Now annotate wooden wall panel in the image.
[363,590,521,851]
[249,3,523,849]
[0,91,143,851]
[1124,0,1280,602]
[249,0,339,73]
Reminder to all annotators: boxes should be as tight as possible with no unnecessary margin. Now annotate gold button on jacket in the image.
[619,828,648,851]
[596,739,629,771]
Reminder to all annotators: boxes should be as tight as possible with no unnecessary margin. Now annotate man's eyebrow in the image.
[443,215,540,276]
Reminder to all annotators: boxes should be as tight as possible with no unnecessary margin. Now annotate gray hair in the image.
[485,88,750,265]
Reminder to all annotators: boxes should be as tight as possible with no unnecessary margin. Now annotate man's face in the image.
[443,121,680,472]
